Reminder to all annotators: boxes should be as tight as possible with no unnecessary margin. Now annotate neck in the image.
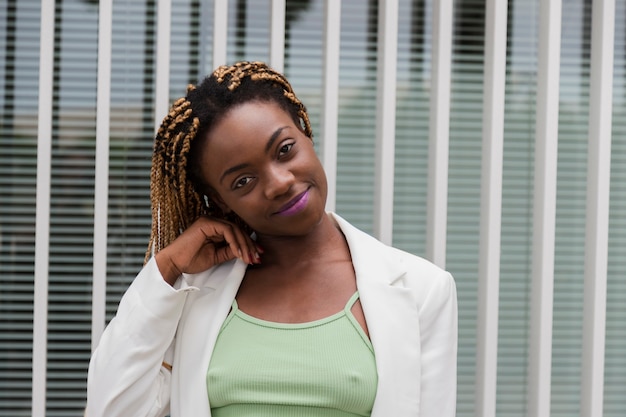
[254,213,347,269]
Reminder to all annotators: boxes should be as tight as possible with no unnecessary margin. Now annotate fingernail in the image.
[249,251,261,264]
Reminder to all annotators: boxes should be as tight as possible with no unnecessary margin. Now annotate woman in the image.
[86,61,457,417]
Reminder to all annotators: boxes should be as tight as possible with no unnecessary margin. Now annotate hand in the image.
[154,216,261,285]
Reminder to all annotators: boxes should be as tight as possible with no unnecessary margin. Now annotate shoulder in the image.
[330,212,455,301]
[387,245,456,300]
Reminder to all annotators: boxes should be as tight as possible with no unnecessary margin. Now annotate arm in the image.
[419,271,458,417]
[85,257,190,417]
[85,216,261,416]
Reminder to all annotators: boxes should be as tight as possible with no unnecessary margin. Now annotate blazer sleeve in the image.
[418,271,458,417]
[85,257,194,417]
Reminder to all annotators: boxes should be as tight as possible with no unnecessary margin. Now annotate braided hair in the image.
[146,61,313,261]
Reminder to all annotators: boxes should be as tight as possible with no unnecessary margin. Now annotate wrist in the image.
[154,252,183,286]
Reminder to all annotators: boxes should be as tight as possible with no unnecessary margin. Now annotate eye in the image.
[278,142,294,157]
[233,176,253,189]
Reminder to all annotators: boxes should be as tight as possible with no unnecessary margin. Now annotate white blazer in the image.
[86,213,457,417]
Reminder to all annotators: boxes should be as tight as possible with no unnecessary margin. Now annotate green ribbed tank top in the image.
[206,292,378,417]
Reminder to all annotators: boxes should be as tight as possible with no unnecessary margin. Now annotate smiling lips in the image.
[275,190,310,216]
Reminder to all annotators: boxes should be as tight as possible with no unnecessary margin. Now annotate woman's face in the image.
[198,100,328,237]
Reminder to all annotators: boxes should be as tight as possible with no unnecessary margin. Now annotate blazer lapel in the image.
[333,214,422,416]
[171,259,247,417]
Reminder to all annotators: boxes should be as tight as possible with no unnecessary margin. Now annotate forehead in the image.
[209,101,293,143]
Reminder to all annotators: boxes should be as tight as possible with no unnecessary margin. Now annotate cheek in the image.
[309,155,326,181]
[222,192,257,218]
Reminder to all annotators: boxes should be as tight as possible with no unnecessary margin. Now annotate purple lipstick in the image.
[276,190,309,216]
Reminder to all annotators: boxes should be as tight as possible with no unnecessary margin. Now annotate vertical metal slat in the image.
[426,0,452,268]
[91,0,113,351]
[475,0,508,415]
[373,0,398,245]
[154,0,172,132]
[581,0,614,415]
[527,1,561,416]
[32,0,55,414]
[321,0,341,212]
[213,0,229,68]
[270,0,285,72]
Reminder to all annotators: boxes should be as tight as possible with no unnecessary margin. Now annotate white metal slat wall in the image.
[373,0,398,245]
[0,2,40,414]
[105,1,158,324]
[32,0,54,414]
[447,1,485,412]
[393,0,431,258]
[527,1,561,416]
[91,0,112,352]
[497,2,539,411]
[16,0,622,416]
[605,4,626,415]
[41,2,100,415]
[581,1,614,416]
[475,1,507,416]
[426,0,451,268]
[321,0,340,212]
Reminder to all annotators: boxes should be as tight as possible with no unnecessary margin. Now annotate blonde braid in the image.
[145,95,205,262]
[213,62,313,138]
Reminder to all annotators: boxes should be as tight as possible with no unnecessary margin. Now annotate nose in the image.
[263,164,295,200]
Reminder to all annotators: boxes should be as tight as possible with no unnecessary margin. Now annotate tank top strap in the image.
[229,293,360,322]
[344,291,360,312]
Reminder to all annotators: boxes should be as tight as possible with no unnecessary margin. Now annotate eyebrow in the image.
[219,126,290,185]
[265,126,289,153]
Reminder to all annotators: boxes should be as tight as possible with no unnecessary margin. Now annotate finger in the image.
[230,225,262,265]
[211,244,240,265]
[189,218,238,263]
[217,221,260,265]
[197,216,258,265]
